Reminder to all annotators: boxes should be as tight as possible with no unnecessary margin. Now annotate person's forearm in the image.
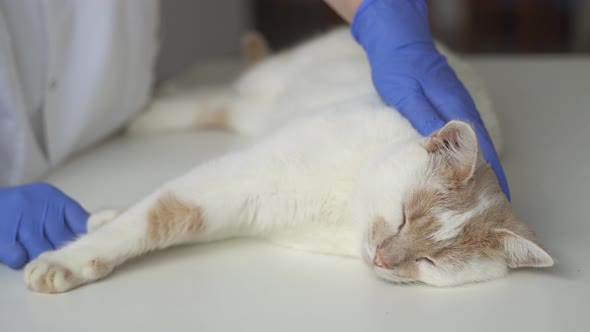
[323,0,363,22]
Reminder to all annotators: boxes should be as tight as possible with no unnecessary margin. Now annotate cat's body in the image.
[24,28,552,293]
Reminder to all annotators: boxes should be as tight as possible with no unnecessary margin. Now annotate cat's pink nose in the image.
[373,249,390,268]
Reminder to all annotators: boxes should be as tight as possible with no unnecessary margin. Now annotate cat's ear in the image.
[424,121,478,184]
[494,228,554,268]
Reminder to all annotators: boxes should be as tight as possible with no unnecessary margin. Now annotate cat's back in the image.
[233,27,368,104]
[232,27,502,153]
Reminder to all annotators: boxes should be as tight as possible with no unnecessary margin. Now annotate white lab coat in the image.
[0,0,158,186]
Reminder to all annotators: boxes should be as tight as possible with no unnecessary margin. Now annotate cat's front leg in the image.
[23,186,214,293]
[23,209,126,293]
[23,147,297,293]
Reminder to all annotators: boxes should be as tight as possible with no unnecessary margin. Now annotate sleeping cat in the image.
[24,27,553,293]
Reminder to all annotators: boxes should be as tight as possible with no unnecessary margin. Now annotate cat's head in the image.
[358,120,553,286]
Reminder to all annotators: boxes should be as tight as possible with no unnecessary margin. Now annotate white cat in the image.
[24,28,553,293]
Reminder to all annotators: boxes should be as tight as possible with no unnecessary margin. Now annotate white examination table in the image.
[1,57,589,332]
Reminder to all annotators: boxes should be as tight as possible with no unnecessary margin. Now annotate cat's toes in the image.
[24,254,114,294]
[24,256,82,293]
[87,209,122,232]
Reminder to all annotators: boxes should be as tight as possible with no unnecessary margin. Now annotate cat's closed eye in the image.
[416,257,435,265]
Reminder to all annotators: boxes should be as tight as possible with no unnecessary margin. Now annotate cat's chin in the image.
[373,267,422,285]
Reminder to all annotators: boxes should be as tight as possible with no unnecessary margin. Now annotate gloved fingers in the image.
[432,101,482,125]
[21,237,54,261]
[63,198,89,235]
[488,155,510,201]
[44,204,76,249]
[0,242,28,269]
[18,218,55,260]
[474,126,511,201]
[391,91,446,136]
[0,195,28,268]
[426,80,482,121]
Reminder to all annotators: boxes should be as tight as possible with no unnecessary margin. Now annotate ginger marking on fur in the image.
[147,193,206,243]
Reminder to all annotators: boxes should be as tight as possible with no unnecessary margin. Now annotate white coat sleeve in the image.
[0,0,49,186]
[0,0,159,186]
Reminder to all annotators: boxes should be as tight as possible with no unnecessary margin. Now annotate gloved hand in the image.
[0,183,88,269]
[351,0,510,200]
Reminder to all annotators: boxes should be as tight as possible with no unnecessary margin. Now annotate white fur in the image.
[25,28,509,292]
[433,194,501,241]
[418,258,509,287]
[131,28,502,151]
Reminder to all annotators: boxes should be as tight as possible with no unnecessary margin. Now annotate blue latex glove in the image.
[0,183,88,269]
[351,0,510,200]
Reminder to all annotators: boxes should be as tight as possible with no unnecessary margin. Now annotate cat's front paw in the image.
[24,253,113,294]
[24,256,81,293]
